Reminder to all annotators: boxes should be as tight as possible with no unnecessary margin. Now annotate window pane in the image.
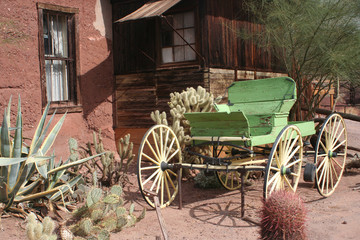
[162,30,173,47]
[173,13,184,29]
[184,12,194,28]
[184,28,195,44]
[45,60,69,101]
[47,15,68,57]
[173,29,184,46]
[43,14,52,55]
[162,47,173,63]
[185,44,196,61]
[174,46,184,62]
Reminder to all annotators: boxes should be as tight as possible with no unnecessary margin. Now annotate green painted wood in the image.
[184,112,250,137]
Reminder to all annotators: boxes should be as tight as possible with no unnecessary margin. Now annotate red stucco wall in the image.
[0,0,115,158]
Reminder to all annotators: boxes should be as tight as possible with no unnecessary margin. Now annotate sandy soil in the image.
[1,120,360,240]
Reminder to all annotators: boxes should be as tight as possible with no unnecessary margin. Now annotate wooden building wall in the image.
[199,0,283,72]
[115,67,206,127]
[112,0,156,75]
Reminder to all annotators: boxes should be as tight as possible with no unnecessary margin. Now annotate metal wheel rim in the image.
[314,113,347,197]
[264,125,303,199]
[137,125,182,208]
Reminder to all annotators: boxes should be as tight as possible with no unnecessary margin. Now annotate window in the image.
[37,3,81,112]
[161,11,196,64]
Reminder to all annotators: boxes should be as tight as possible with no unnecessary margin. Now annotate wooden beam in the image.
[304,108,360,122]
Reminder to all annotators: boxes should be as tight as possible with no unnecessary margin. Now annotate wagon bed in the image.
[185,77,315,146]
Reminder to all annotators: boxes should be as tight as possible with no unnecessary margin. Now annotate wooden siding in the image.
[115,67,205,127]
[112,0,156,75]
[200,0,284,72]
[115,72,156,127]
[208,68,288,102]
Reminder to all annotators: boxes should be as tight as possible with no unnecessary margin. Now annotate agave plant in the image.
[0,97,104,210]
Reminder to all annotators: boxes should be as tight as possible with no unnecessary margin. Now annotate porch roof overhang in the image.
[115,0,182,23]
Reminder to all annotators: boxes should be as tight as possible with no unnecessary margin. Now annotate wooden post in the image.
[178,168,182,210]
[143,190,169,240]
[240,169,245,218]
[154,196,169,240]
[330,94,334,110]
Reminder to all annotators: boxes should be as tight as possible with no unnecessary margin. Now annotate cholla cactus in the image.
[26,213,57,240]
[76,130,134,187]
[261,190,307,240]
[151,86,213,147]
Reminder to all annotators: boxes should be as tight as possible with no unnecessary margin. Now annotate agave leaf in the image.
[31,111,57,157]
[46,166,67,190]
[29,103,50,155]
[48,153,55,172]
[47,152,105,175]
[1,109,11,158]
[15,174,81,203]
[9,97,22,189]
[6,95,12,129]
[8,164,28,200]
[0,157,27,166]
[38,113,66,157]
[36,162,48,179]
[49,174,82,201]
[25,155,53,164]
[16,179,41,196]
[22,145,29,155]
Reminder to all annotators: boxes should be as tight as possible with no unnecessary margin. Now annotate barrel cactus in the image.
[261,190,307,240]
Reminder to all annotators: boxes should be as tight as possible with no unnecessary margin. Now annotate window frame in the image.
[37,3,81,114]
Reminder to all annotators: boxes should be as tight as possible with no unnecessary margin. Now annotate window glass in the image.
[184,12,194,28]
[184,28,195,44]
[162,47,173,63]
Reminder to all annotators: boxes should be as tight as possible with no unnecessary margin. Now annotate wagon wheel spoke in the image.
[142,169,160,186]
[284,175,295,192]
[215,146,249,190]
[332,139,346,152]
[264,125,303,199]
[138,125,182,208]
[314,113,347,197]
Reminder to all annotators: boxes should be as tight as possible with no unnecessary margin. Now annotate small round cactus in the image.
[261,190,307,240]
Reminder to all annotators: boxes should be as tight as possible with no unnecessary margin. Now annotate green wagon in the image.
[137,77,348,208]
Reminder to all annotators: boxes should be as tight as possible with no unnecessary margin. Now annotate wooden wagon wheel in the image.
[215,146,249,190]
[264,125,303,199]
[137,125,182,208]
[314,113,347,197]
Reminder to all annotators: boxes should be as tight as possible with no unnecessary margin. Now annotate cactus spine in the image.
[261,190,307,240]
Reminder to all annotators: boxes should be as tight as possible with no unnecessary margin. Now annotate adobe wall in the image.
[0,0,116,159]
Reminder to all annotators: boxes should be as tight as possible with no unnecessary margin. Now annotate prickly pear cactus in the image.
[261,190,307,240]
[70,185,145,239]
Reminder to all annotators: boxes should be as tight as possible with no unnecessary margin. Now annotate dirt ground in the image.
[1,120,360,240]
